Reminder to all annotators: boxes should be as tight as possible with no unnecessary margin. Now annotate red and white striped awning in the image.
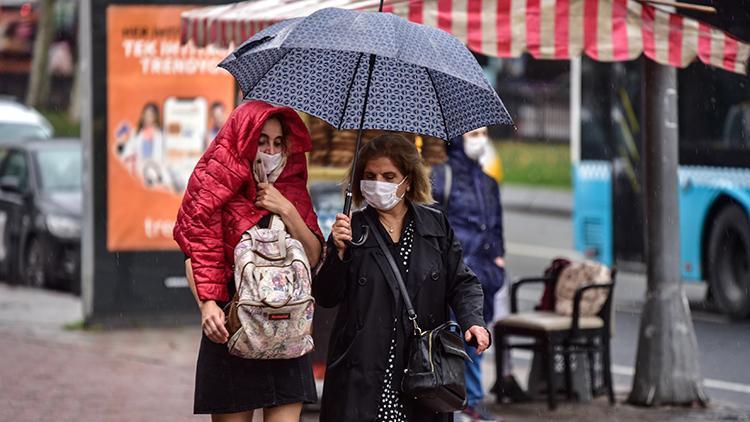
[181,0,750,74]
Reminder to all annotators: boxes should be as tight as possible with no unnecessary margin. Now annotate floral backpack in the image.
[224,215,314,359]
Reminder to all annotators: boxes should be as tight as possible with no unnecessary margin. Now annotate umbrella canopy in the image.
[219,6,513,140]
[182,0,749,75]
[219,6,512,216]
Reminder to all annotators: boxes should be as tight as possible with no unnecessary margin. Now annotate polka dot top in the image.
[375,218,415,422]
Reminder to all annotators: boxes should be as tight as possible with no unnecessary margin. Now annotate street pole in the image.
[628,59,707,406]
[78,0,94,320]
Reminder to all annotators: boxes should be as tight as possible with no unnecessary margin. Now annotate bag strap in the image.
[270,215,287,259]
[363,212,423,336]
[443,163,452,209]
[432,163,452,208]
[270,214,285,231]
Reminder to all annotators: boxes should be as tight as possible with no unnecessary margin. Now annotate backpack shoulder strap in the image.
[268,214,286,231]
[432,162,452,208]
[443,163,452,208]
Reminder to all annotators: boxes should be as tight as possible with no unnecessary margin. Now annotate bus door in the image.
[579,58,645,267]
[609,61,646,267]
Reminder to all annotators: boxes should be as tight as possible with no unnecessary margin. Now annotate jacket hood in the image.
[224,100,312,161]
[446,135,477,168]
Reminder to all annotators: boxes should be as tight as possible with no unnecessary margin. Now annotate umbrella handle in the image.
[350,225,369,246]
[343,190,354,215]
[343,190,370,246]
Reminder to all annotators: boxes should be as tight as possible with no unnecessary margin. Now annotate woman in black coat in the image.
[314,134,491,422]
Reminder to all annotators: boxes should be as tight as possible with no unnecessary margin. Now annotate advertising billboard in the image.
[106,4,234,251]
[84,0,231,324]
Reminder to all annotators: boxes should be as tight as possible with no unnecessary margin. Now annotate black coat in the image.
[313,203,486,422]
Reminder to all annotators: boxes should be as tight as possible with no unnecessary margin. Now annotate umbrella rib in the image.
[425,68,449,140]
[338,52,365,130]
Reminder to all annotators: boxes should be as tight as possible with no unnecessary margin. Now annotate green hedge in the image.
[41,110,80,138]
[495,140,571,189]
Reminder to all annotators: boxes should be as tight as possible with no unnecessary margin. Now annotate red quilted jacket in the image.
[173,100,323,302]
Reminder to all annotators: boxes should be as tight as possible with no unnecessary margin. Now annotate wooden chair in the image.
[494,270,617,410]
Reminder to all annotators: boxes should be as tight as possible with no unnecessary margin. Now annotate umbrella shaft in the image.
[344,54,377,215]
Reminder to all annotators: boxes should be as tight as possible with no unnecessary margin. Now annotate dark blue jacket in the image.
[432,137,505,322]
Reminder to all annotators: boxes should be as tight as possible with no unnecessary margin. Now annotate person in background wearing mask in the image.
[315,134,490,422]
[432,127,527,422]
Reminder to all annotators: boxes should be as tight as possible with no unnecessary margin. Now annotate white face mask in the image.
[360,177,408,211]
[463,135,489,161]
[257,151,284,174]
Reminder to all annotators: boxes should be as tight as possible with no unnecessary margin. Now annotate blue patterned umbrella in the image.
[218,5,512,214]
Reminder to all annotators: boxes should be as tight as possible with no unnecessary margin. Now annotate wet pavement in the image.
[1,283,748,421]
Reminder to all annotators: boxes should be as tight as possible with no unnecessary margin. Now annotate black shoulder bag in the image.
[364,212,471,413]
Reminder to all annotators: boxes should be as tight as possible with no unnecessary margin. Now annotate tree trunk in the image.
[627,59,707,406]
[25,0,56,108]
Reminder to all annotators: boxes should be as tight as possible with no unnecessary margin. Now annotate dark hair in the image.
[349,133,433,207]
[260,114,290,151]
[210,101,224,111]
[137,102,161,132]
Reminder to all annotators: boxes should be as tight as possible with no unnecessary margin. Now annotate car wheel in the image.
[69,273,81,295]
[3,247,20,285]
[23,237,46,289]
[707,204,750,320]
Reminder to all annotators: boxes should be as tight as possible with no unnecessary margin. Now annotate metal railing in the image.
[495,80,570,142]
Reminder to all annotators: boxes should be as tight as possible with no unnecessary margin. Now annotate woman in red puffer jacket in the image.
[173,100,323,422]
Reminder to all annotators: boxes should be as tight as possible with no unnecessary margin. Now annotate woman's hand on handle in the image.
[200,300,229,344]
[465,325,491,354]
[332,213,352,259]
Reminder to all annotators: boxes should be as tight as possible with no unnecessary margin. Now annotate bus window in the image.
[679,63,750,167]
[580,59,615,161]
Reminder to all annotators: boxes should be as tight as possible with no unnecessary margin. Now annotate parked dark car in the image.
[0,139,81,293]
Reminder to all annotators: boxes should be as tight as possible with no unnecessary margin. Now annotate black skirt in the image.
[194,331,318,414]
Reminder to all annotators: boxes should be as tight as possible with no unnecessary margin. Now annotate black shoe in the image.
[494,375,532,403]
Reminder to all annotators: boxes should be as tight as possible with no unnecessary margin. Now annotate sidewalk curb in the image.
[488,396,750,422]
[501,184,573,217]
